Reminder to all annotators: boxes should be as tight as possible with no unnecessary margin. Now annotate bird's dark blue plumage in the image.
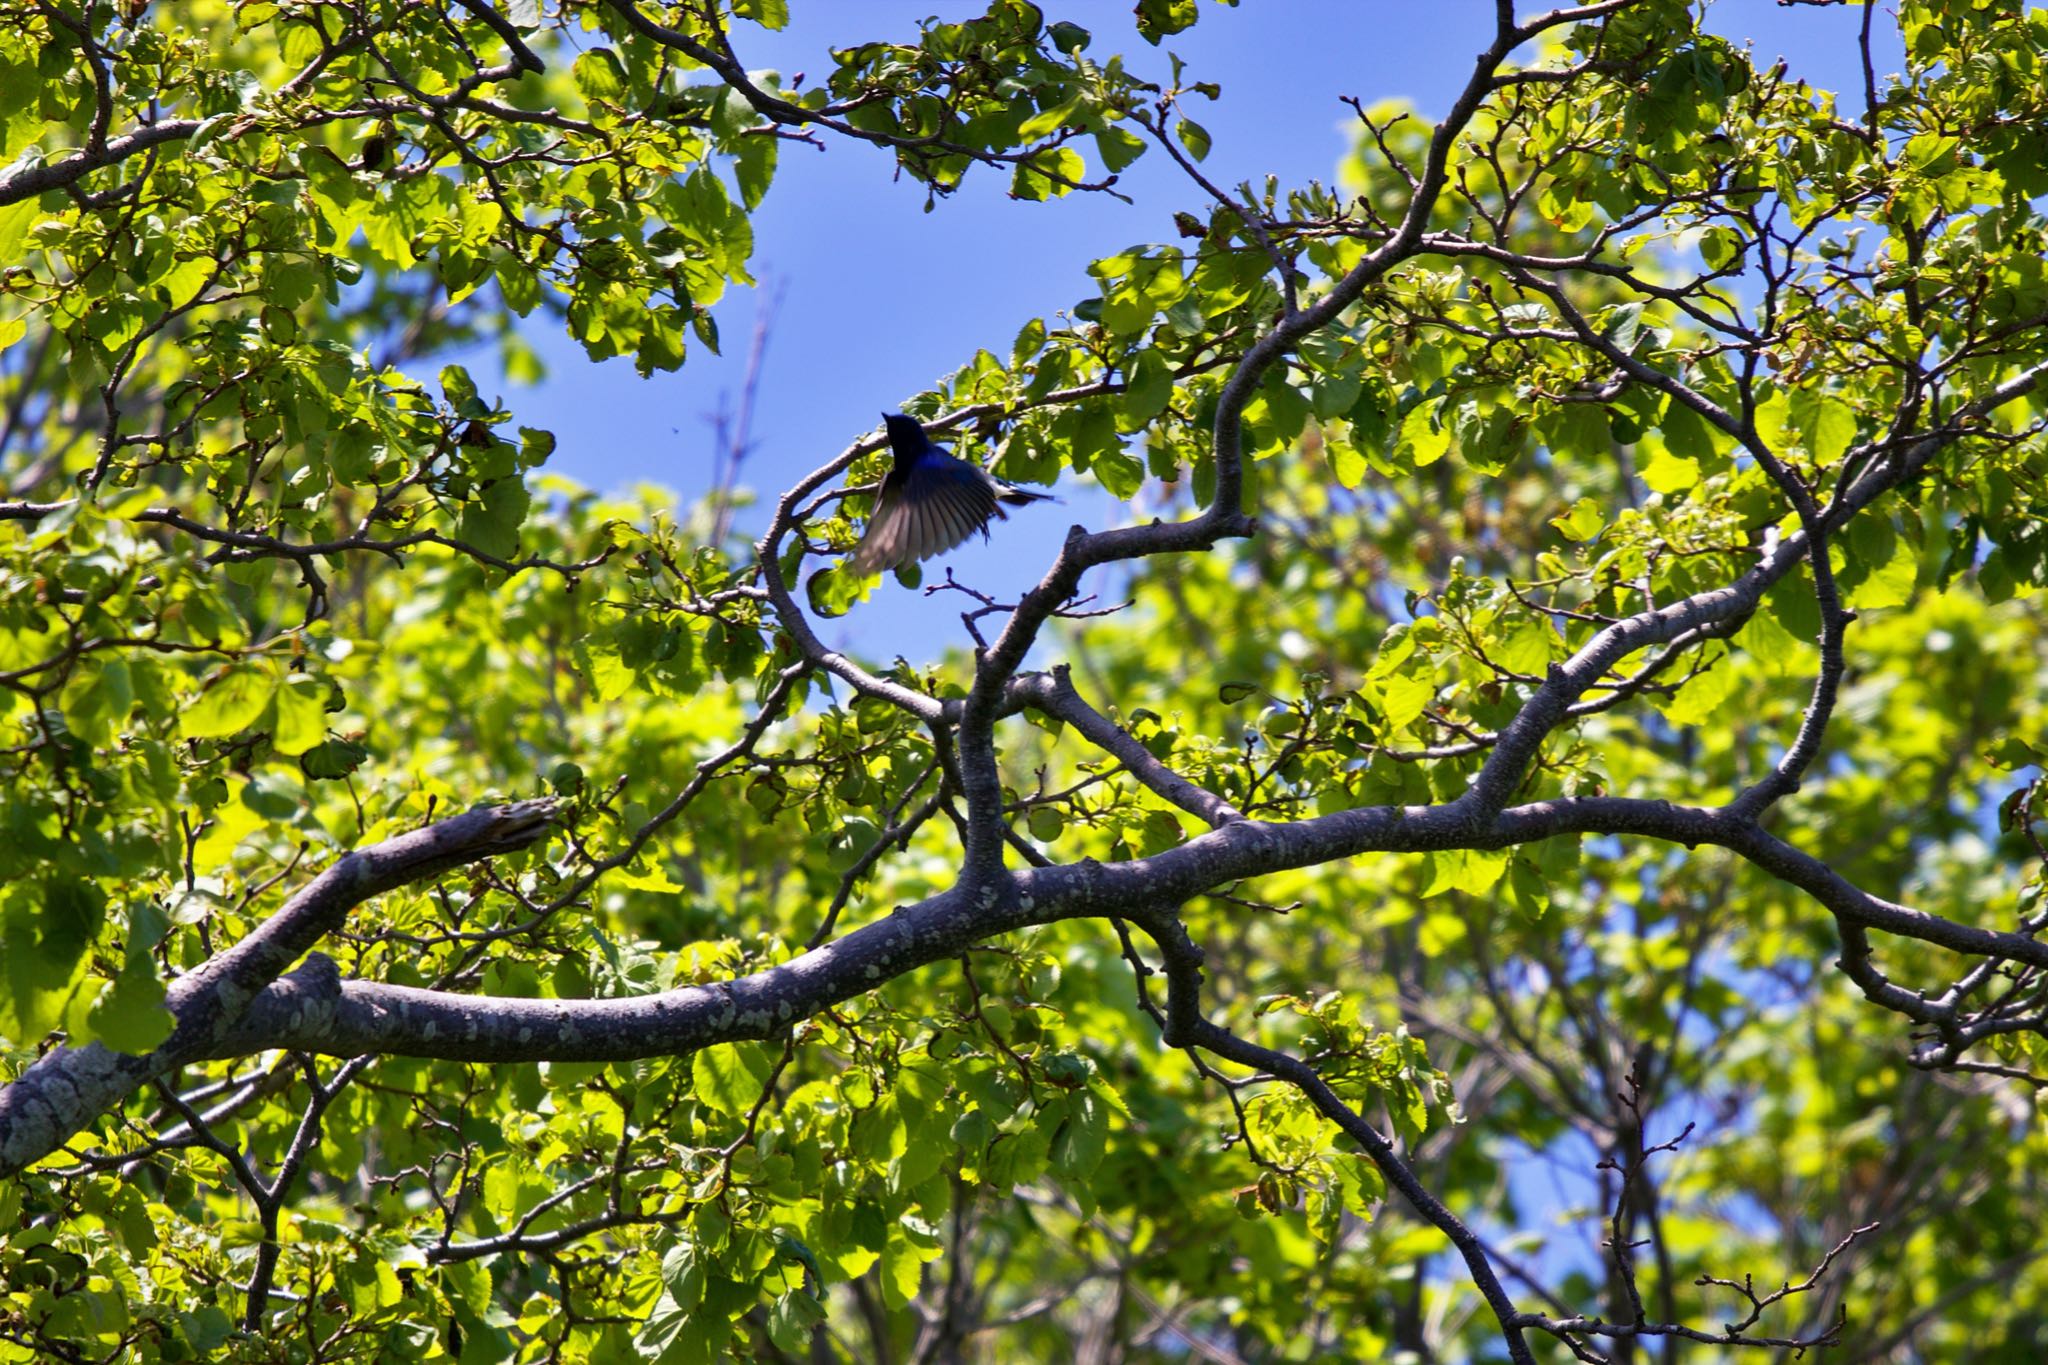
[846,412,1054,576]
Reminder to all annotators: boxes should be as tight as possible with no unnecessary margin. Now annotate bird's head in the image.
[880,412,933,461]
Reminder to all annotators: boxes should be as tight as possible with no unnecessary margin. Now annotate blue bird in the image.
[846,412,1055,576]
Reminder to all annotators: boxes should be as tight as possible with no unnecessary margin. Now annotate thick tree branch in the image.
[0,119,201,207]
[5,712,2041,1185]
[105,794,2048,1070]
[0,800,556,1177]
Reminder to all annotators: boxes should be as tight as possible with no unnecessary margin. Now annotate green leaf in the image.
[1121,348,1174,428]
[808,564,874,616]
[1790,390,1856,465]
[180,667,277,741]
[733,132,778,210]
[456,476,531,560]
[1011,146,1085,201]
[1396,402,1450,467]
[1698,226,1745,272]
[1540,403,1610,459]
[1848,515,1917,609]
[1371,671,1435,732]
[1327,436,1367,490]
[1735,603,1804,676]
[1100,287,1156,337]
[1135,0,1200,42]
[1657,653,1738,726]
[1050,1091,1108,1180]
[1505,857,1550,919]
[879,1231,927,1311]
[1599,302,1645,355]
[1047,21,1091,52]
[1638,446,1699,494]
[61,658,131,747]
[572,48,627,105]
[517,426,556,469]
[1494,620,1556,675]
[1985,737,2045,771]
[180,1307,234,1355]
[766,1290,826,1352]
[1048,21,1097,51]
[1421,847,1508,897]
[0,199,39,264]
[0,878,104,1044]
[440,364,480,412]
[1175,118,1212,163]
[83,963,172,1053]
[269,673,328,756]
[693,1043,776,1115]
[1011,317,1047,369]
[1020,97,1081,142]
[301,737,369,780]
[1337,1154,1385,1219]
[1659,399,1720,462]
[1093,124,1146,172]
[733,0,789,28]
[1550,497,1604,541]
[1093,446,1144,500]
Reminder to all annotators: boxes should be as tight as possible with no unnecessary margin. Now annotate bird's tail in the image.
[996,486,1058,506]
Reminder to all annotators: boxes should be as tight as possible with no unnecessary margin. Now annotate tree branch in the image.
[0,799,557,1177]
[1013,666,1242,829]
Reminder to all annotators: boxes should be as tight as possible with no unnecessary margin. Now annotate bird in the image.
[845,412,1055,576]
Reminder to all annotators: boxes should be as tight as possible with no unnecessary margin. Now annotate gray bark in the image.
[0,800,555,1177]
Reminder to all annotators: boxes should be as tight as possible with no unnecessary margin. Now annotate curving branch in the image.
[1013,666,1243,829]
[0,799,557,1177]
[598,0,1125,197]
[9,775,2036,1164]
[0,118,202,208]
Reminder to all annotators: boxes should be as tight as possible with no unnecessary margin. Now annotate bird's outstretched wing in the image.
[847,453,1010,576]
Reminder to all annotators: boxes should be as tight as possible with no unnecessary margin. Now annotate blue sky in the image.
[478,1,1904,661]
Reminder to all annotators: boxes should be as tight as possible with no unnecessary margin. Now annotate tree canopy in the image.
[4,0,2048,1361]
